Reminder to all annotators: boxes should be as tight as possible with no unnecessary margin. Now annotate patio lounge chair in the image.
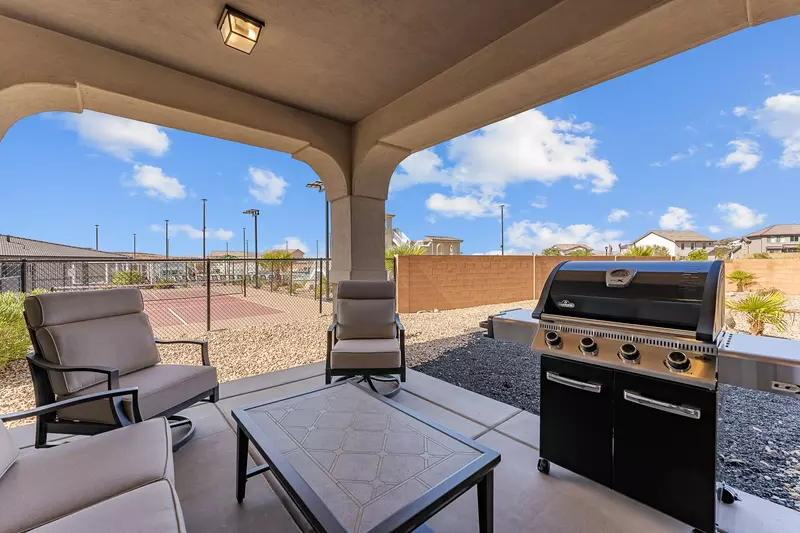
[326,280,406,397]
[23,288,218,450]
[1,390,187,533]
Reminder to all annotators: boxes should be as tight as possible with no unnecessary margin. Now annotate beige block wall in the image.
[395,255,534,312]
[723,258,800,293]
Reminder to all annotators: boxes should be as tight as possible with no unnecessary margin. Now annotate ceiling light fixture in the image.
[218,5,264,54]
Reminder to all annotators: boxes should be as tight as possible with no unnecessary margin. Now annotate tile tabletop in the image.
[240,383,486,533]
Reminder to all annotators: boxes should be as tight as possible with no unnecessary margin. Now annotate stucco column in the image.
[330,195,387,282]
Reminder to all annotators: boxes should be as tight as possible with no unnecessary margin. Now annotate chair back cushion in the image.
[24,289,160,395]
[336,280,396,340]
[0,421,18,480]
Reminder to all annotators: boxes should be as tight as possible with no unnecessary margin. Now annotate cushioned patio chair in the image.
[1,390,187,533]
[326,280,405,397]
[23,288,218,451]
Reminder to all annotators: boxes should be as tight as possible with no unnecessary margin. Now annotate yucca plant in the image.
[0,289,47,368]
[385,243,426,271]
[727,269,756,292]
[625,245,653,257]
[726,291,789,336]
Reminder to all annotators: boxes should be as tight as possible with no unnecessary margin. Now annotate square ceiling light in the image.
[218,5,264,54]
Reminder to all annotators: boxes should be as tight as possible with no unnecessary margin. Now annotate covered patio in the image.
[9,364,797,532]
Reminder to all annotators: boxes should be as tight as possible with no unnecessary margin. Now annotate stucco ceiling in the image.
[0,0,562,123]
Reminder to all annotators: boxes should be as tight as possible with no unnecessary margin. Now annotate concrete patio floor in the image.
[11,363,800,533]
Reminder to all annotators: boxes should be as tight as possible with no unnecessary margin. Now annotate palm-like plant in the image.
[727,269,756,292]
[625,245,653,257]
[726,291,789,336]
[541,246,561,256]
[385,243,426,271]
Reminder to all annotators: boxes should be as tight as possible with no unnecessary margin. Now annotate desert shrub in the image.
[727,290,788,336]
[154,279,176,289]
[111,270,147,286]
[625,245,653,257]
[650,245,671,257]
[727,270,756,292]
[567,249,592,256]
[687,249,709,261]
[751,253,771,259]
[541,246,561,256]
[0,289,46,368]
[385,243,426,271]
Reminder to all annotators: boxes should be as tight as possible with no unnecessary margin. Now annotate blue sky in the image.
[2,16,799,256]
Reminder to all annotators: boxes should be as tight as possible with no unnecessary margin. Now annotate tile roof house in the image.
[552,243,593,255]
[632,230,715,257]
[0,234,128,259]
[740,224,800,256]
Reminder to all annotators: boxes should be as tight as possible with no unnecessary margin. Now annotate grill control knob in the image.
[544,331,562,349]
[579,337,598,356]
[666,351,691,372]
[618,343,640,363]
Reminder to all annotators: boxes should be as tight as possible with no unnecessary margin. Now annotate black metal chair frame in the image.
[325,313,406,398]
[25,316,218,451]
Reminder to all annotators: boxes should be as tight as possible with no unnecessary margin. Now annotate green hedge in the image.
[0,290,46,368]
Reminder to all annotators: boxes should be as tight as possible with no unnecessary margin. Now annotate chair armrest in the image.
[155,339,210,366]
[395,313,405,332]
[1,387,141,423]
[327,314,338,333]
[327,315,338,358]
[27,354,120,390]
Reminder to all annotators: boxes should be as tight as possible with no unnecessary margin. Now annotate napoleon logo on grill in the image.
[556,299,575,309]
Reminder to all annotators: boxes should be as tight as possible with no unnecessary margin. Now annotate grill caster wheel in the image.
[537,458,550,474]
[717,486,738,505]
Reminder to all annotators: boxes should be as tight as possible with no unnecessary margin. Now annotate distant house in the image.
[739,225,800,256]
[551,243,592,255]
[385,214,463,255]
[0,234,130,291]
[632,230,714,257]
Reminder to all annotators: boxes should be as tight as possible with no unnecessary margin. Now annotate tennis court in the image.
[144,294,282,329]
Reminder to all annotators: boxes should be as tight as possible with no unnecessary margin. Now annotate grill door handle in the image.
[546,372,602,393]
[623,390,701,420]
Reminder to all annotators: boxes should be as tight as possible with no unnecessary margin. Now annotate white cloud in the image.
[764,74,774,87]
[608,209,629,223]
[131,165,186,200]
[659,207,695,230]
[425,193,501,218]
[63,111,170,161]
[708,225,722,234]
[756,92,800,168]
[717,139,761,172]
[248,168,287,205]
[425,215,437,224]
[391,108,617,207]
[717,203,766,229]
[732,106,748,117]
[669,146,698,162]
[531,196,547,209]
[507,220,622,253]
[271,237,309,253]
[151,223,233,240]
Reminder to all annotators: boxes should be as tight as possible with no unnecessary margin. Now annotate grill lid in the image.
[531,260,725,342]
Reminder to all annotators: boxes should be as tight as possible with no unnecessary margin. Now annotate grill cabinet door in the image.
[613,370,717,533]
[540,355,614,487]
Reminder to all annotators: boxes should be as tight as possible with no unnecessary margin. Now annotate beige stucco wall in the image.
[724,259,800,294]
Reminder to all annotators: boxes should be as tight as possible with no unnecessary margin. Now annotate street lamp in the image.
[165,220,169,258]
[499,205,506,256]
[202,198,208,259]
[243,209,260,288]
[95,224,99,250]
[306,180,329,299]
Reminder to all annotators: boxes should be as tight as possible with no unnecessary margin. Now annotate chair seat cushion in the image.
[0,420,19,480]
[58,365,218,424]
[330,338,401,369]
[30,479,186,533]
[0,418,172,533]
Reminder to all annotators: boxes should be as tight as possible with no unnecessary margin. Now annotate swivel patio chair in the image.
[23,288,218,451]
[325,280,406,397]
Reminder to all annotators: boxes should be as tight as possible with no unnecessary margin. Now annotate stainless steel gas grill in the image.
[530,261,724,533]
[480,259,800,532]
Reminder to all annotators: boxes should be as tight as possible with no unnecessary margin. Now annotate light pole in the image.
[95,225,99,250]
[499,205,505,256]
[242,227,246,282]
[306,180,329,299]
[165,220,169,258]
[243,209,260,288]
[133,233,137,259]
[201,198,207,259]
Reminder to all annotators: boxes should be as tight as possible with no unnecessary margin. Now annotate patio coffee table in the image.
[232,381,500,533]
